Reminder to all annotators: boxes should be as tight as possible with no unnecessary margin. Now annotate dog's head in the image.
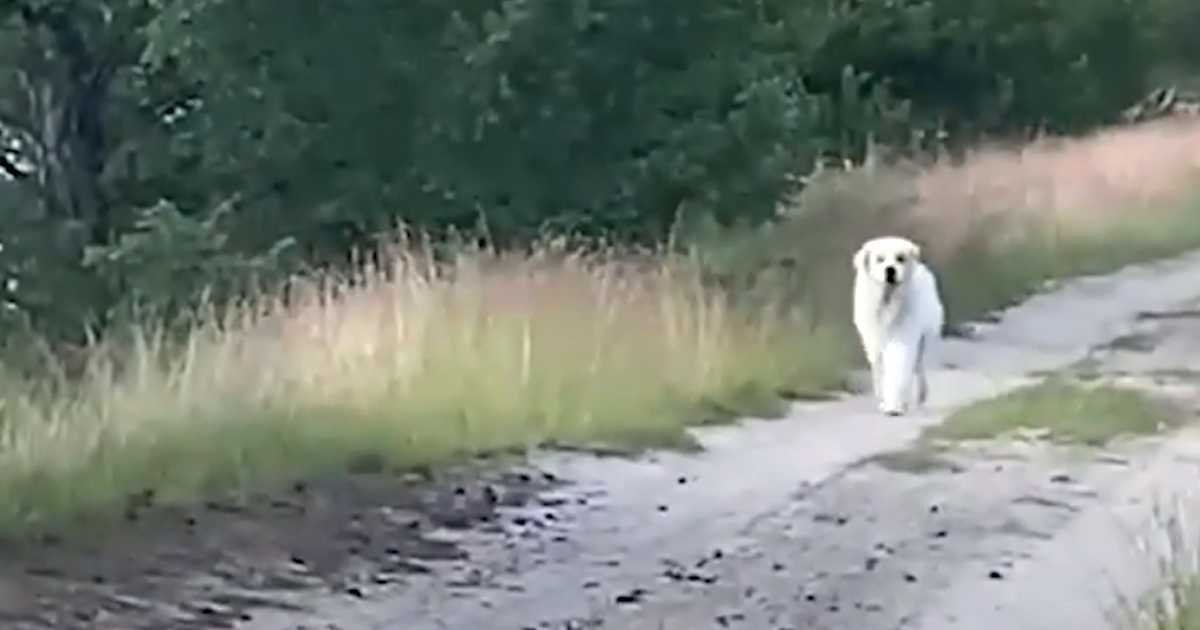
[853,236,922,288]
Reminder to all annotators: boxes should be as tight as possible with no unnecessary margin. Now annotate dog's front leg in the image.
[858,333,883,400]
[879,338,917,416]
[870,355,883,400]
[914,333,929,407]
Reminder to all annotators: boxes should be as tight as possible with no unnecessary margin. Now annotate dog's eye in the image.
[896,255,905,263]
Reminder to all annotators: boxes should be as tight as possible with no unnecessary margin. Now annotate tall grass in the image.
[0,244,846,538]
[691,116,1200,329]
[1120,497,1200,630]
[3,117,1200,540]
[915,115,1200,318]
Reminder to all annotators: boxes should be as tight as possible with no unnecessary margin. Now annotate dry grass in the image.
[1119,497,1200,630]
[915,118,1200,319]
[693,115,1200,330]
[3,117,1200,540]
[0,243,846,538]
[913,116,1200,257]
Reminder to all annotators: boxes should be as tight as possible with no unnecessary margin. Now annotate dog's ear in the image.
[909,243,922,261]
[852,246,869,272]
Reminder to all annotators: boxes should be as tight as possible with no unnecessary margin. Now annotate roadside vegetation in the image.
[869,371,1184,475]
[1122,500,1200,630]
[928,379,1178,446]
[3,118,1200,540]
[1139,575,1200,630]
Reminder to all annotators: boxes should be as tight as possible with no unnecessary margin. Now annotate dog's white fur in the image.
[852,236,945,416]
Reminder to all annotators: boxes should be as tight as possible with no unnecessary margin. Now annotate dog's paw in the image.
[879,403,906,417]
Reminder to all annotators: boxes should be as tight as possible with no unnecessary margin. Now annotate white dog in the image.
[852,236,945,416]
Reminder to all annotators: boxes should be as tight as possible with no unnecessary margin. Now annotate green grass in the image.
[875,378,1181,478]
[928,379,1177,446]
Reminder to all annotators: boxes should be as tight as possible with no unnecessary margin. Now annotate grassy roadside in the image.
[1125,500,1200,630]
[1,120,1200,541]
[929,379,1178,446]
[0,249,853,539]
[1139,575,1200,630]
[868,377,1182,475]
[692,117,1200,331]
[936,201,1200,322]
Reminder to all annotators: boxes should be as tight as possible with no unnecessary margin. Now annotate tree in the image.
[0,0,164,339]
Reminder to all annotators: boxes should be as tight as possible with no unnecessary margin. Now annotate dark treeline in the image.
[0,0,1195,348]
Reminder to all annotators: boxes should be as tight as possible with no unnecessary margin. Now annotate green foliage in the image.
[82,199,297,324]
[0,0,1192,347]
[171,1,831,245]
[805,0,1160,142]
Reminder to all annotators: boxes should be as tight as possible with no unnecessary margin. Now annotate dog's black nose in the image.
[884,266,897,284]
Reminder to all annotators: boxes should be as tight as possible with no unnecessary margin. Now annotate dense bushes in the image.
[0,0,1194,346]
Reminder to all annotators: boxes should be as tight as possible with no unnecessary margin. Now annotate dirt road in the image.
[6,251,1200,630]
[241,250,1200,630]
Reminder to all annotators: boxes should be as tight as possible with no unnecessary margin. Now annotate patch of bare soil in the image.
[0,460,572,629]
